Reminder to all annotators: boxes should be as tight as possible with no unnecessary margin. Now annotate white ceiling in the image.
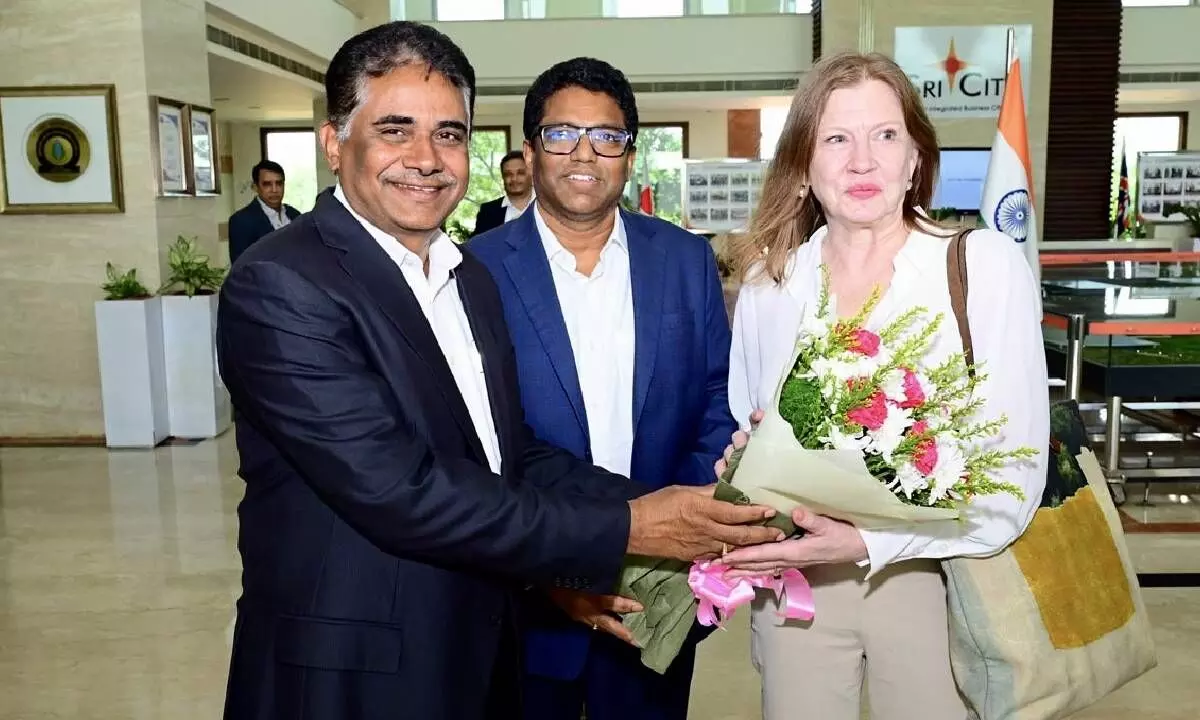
[208,52,321,123]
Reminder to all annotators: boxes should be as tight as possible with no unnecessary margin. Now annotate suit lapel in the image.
[501,212,590,441]
[312,194,488,465]
[626,212,666,436]
[454,264,514,475]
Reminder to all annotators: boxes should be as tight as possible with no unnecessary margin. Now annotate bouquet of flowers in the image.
[617,268,1037,674]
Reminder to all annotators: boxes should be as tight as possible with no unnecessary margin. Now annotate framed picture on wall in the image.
[189,104,220,195]
[151,96,191,196]
[0,84,124,214]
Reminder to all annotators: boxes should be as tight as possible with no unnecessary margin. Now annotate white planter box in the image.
[95,297,170,448]
[161,294,232,439]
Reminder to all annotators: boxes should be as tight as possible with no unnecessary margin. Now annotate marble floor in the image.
[1,435,1197,719]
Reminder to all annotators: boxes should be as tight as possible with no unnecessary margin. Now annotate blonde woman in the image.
[720,52,1049,719]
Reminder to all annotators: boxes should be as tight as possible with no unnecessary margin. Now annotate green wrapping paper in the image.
[614,470,798,674]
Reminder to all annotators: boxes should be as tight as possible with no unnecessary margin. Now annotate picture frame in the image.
[0,84,124,214]
[151,96,192,196]
[188,104,220,196]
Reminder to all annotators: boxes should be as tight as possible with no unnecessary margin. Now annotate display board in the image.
[682,159,767,233]
[1136,150,1200,222]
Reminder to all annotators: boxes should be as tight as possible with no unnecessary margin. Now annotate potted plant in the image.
[94,263,169,448]
[158,236,232,439]
[1165,203,1200,248]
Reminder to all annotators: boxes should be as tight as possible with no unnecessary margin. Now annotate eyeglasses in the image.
[537,124,632,158]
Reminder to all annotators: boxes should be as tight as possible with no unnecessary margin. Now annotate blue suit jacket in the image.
[469,208,737,680]
[228,199,301,265]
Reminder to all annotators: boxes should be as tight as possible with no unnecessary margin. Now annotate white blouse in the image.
[728,224,1050,578]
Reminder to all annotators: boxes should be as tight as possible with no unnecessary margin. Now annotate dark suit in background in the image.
[227,199,301,265]
[471,196,508,238]
[470,208,737,720]
[217,193,644,720]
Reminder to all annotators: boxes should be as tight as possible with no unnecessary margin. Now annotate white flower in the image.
[819,424,871,452]
[891,461,928,500]
[880,369,908,405]
[868,404,914,462]
[928,439,967,504]
[800,308,831,343]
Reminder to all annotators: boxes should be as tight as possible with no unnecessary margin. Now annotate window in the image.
[759,106,790,160]
[435,0,504,21]
[446,126,512,239]
[1112,113,1187,224]
[1121,1,1192,6]
[259,128,319,213]
[625,123,688,225]
[604,0,684,17]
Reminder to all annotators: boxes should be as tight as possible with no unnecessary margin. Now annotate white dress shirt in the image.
[728,224,1049,578]
[258,197,291,230]
[533,204,636,477]
[332,184,503,474]
[502,192,534,224]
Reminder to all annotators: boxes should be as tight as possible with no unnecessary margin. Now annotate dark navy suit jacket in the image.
[469,208,736,681]
[216,193,646,720]
[227,199,301,265]
[471,197,507,238]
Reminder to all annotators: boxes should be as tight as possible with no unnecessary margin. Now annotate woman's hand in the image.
[720,506,868,576]
[714,409,765,478]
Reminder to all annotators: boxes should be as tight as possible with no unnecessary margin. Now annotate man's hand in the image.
[548,589,643,646]
[626,484,784,561]
[720,506,868,577]
[714,409,764,478]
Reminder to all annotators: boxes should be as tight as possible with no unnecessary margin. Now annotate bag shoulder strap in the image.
[946,228,975,374]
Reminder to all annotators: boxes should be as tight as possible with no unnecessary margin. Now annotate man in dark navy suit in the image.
[471,57,734,720]
[470,150,534,238]
[227,160,301,264]
[215,22,781,720]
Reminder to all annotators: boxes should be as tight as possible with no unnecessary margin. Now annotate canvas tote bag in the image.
[939,230,1157,720]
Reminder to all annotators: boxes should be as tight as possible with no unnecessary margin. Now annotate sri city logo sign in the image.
[894,25,1033,119]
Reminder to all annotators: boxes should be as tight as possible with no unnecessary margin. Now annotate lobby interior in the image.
[2,0,1200,717]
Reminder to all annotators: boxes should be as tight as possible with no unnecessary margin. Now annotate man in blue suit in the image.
[471,57,736,720]
[227,160,301,265]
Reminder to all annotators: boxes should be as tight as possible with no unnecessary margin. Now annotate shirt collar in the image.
[332,183,462,276]
[502,190,535,209]
[532,201,627,268]
[258,197,283,218]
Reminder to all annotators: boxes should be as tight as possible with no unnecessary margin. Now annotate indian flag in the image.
[980,30,1039,279]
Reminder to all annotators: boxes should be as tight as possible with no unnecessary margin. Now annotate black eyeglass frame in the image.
[535,124,635,157]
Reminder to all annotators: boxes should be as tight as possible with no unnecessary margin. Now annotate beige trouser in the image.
[749,559,968,720]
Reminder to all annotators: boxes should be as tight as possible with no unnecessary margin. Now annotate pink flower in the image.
[913,436,938,476]
[898,369,926,409]
[847,391,888,431]
[850,329,881,357]
[911,420,929,436]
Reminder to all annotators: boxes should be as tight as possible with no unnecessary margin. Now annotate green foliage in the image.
[1165,202,1200,236]
[444,218,471,244]
[447,129,510,234]
[158,235,226,297]
[101,262,151,300]
[928,207,958,221]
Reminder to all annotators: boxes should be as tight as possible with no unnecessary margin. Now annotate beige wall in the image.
[0,0,214,439]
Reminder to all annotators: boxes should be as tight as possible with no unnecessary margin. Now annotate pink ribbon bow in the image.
[688,560,815,627]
